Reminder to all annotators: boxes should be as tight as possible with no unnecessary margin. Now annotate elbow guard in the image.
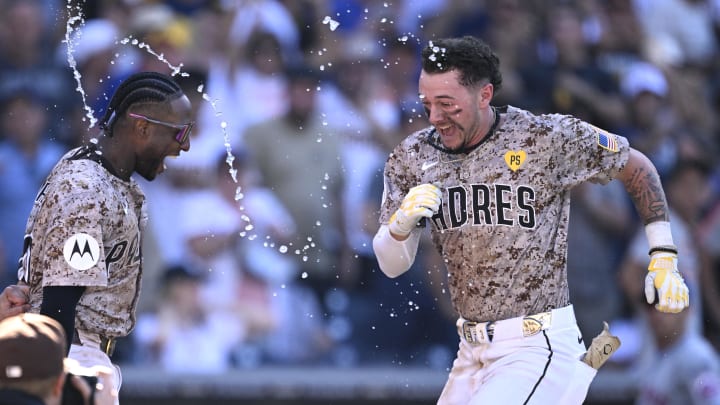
[372,225,420,278]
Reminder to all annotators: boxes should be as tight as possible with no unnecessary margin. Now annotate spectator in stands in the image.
[318,32,400,284]
[0,0,75,145]
[520,2,627,129]
[244,64,349,317]
[133,264,244,373]
[0,90,64,288]
[635,299,720,404]
[635,0,717,68]
[177,150,332,366]
[617,61,682,178]
[593,0,646,62]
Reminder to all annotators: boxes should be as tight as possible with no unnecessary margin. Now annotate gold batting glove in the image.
[644,250,689,313]
[388,184,442,237]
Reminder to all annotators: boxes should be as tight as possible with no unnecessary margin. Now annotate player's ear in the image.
[127,115,151,141]
[478,82,494,107]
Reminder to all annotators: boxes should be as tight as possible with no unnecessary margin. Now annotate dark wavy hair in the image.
[421,36,503,91]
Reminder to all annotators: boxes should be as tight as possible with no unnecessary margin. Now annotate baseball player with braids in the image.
[14,71,192,401]
[373,35,689,404]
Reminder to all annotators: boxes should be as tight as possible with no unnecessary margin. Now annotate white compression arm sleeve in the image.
[372,224,421,278]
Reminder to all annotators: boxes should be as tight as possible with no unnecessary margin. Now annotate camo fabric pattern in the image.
[19,145,146,337]
[379,106,629,321]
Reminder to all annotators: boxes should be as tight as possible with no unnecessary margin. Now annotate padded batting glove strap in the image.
[388,184,442,237]
[645,252,689,313]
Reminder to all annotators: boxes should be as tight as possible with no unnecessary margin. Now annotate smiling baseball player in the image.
[373,36,687,404]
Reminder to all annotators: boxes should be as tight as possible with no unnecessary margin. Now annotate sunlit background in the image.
[1,0,720,404]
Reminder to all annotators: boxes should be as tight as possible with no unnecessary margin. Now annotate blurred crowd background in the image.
[2,0,720,403]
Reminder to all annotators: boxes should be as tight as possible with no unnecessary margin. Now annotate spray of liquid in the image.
[62,2,427,287]
[56,0,304,270]
[63,3,242,201]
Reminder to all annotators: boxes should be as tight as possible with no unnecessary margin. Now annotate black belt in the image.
[72,329,116,357]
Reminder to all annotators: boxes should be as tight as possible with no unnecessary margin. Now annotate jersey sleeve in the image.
[40,188,108,288]
[551,115,630,188]
[377,143,415,225]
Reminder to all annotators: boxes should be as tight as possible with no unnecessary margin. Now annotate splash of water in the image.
[63,2,96,128]
[62,1,251,241]
[322,16,340,31]
[61,1,374,275]
[63,0,241,184]
[119,37,188,78]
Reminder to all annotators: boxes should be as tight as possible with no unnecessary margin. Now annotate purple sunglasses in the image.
[128,112,194,144]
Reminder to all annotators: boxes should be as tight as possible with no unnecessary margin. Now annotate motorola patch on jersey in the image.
[63,233,100,270]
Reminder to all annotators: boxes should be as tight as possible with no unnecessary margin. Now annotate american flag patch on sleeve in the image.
[597,130,619,152]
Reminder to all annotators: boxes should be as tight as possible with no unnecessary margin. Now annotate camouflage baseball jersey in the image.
[18,144,147,337]
[379,105,629,322]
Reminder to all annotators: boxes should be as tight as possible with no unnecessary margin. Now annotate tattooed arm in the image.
[616,148,669,225]
[616,148,689,313]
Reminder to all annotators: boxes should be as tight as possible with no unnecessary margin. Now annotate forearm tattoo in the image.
[624,165,669,224]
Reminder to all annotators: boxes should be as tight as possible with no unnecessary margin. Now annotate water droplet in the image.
[322,16,340,31]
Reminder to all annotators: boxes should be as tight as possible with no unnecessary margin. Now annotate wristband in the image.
[645,221,676,256]
[648,245,678,255]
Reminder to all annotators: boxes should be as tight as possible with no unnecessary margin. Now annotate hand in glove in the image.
[388,184,442,237]
[645,251,689,313]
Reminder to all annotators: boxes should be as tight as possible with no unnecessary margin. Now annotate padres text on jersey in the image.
[379,106,629,322]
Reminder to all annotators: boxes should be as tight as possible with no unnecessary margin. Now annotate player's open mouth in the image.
[157,156,173,174]
[158,155,179,174]
[436,124,456,138]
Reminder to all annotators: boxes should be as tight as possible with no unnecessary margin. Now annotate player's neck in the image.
[480,106,499,142]
[465,106,500,151]
[95,135,134,181]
